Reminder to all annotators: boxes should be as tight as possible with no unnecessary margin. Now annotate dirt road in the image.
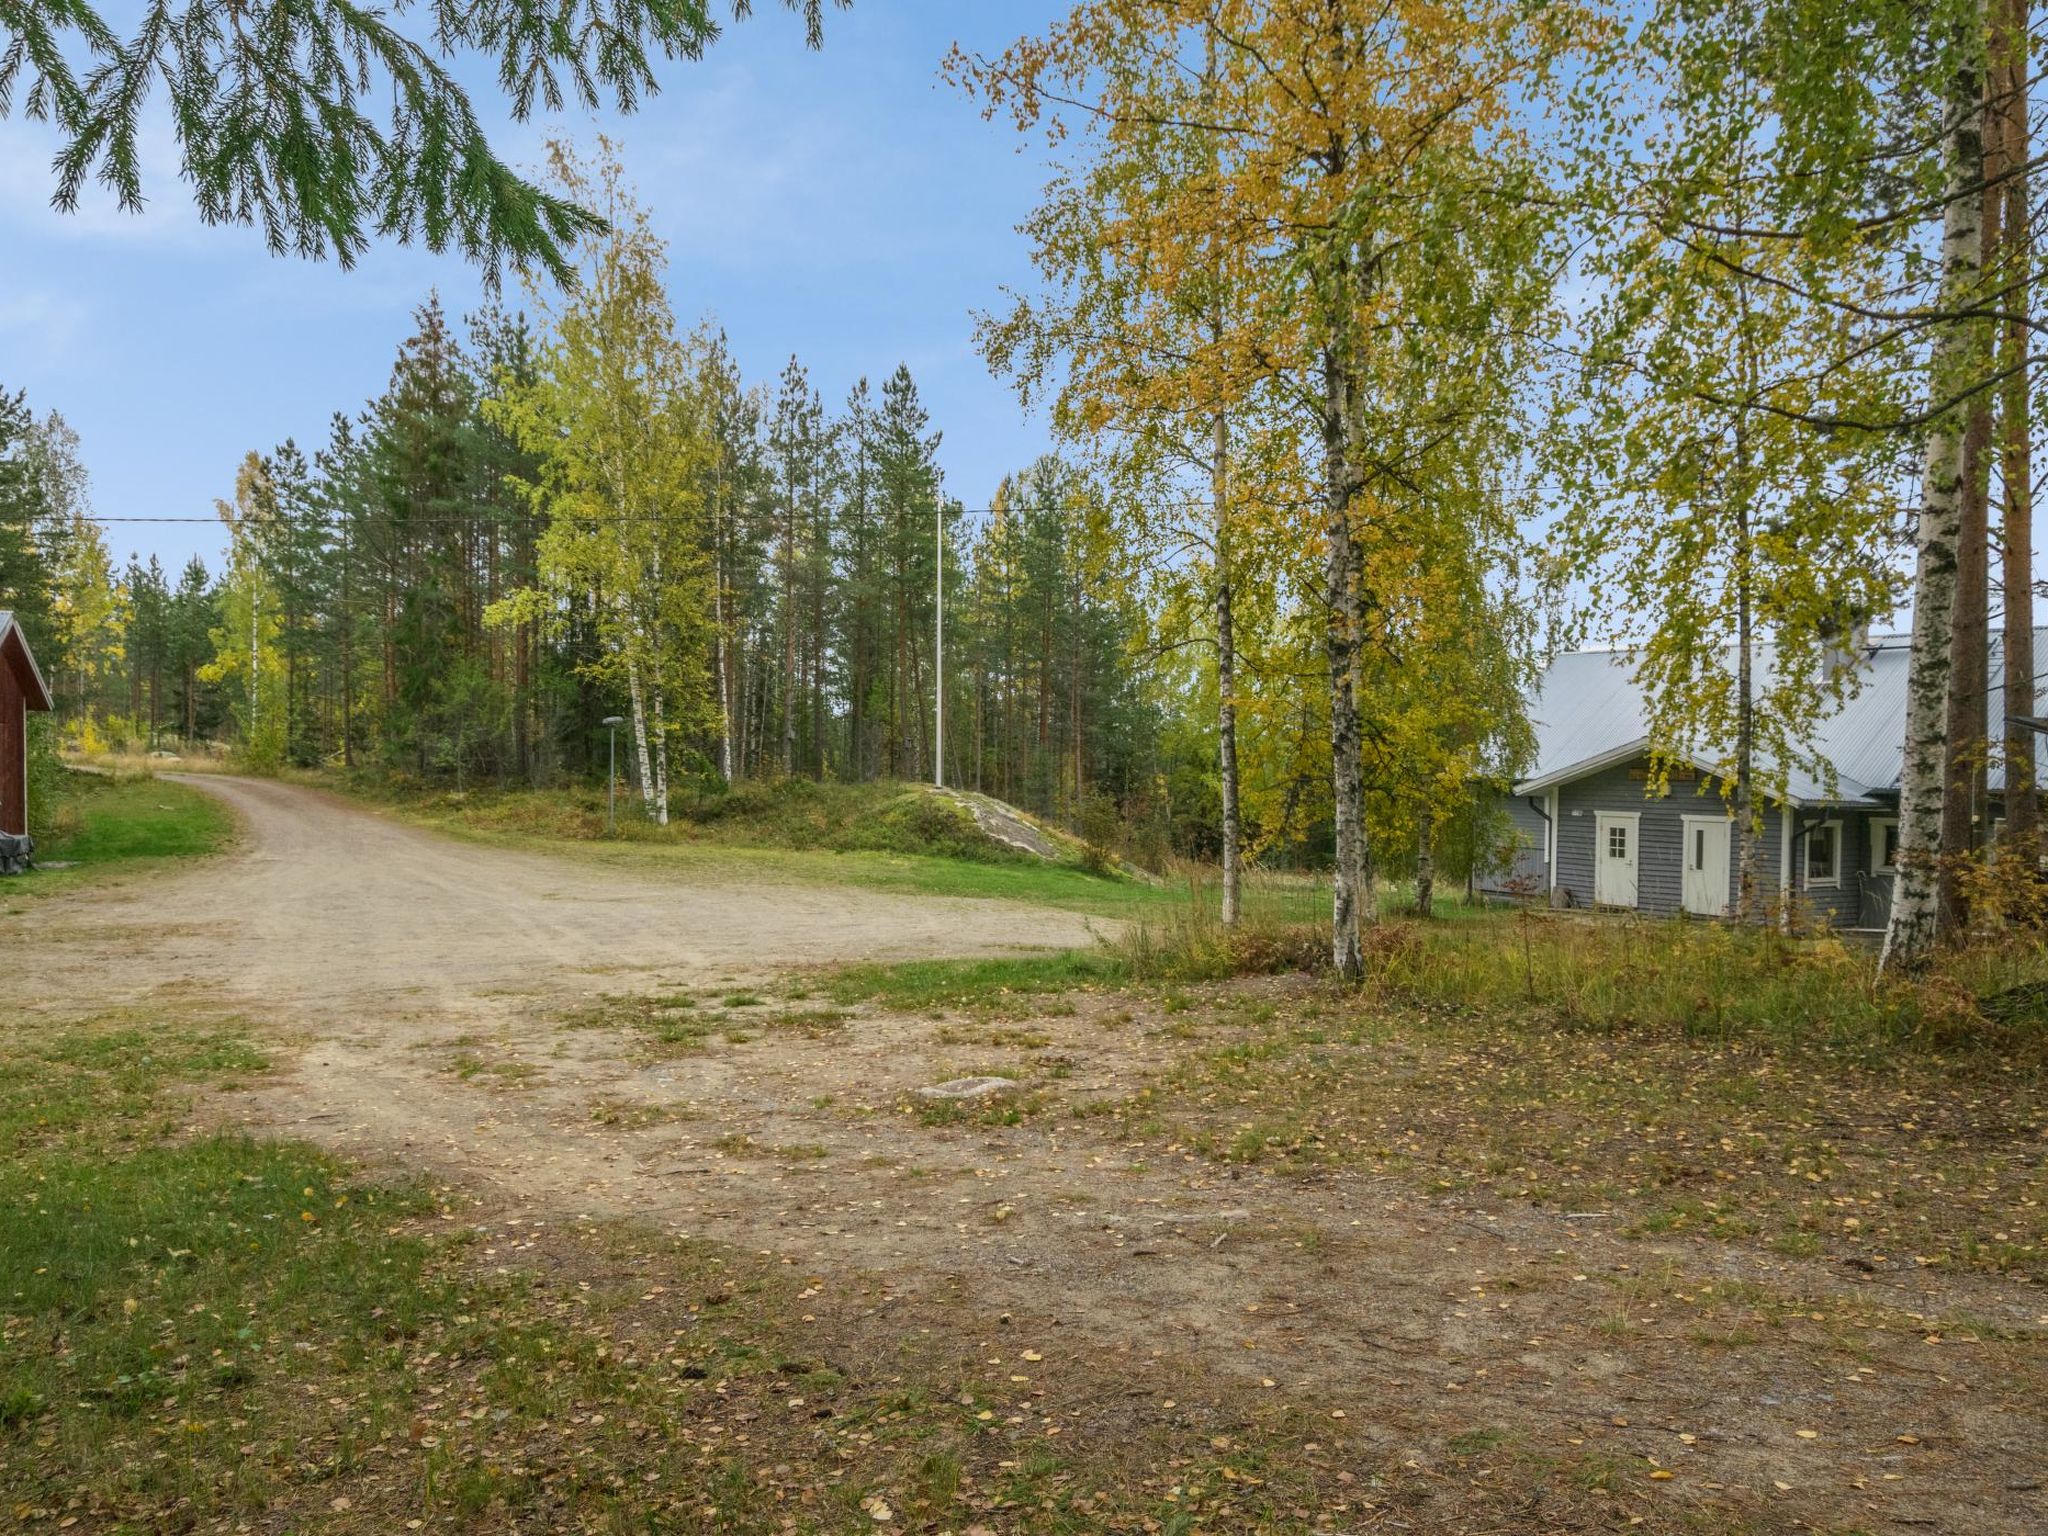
[12,775,1107,1026]
[15,777,2045,1534]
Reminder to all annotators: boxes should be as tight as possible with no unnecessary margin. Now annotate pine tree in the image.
[0,387,61,672]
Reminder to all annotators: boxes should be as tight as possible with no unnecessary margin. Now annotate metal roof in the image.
[1513,630,2048,806]
[0,611,55,711]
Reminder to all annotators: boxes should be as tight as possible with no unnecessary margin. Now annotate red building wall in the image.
[0,644,24,837]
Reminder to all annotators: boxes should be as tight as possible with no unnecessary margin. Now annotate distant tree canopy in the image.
[0,0,842,279]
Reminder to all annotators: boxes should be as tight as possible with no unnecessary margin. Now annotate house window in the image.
[1607,823,1629,860]
[1807,820,1841,887]
[1870,818,1899,875]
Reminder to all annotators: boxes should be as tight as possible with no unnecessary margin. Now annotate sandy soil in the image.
[13,777,2044,1534]
[10,775,1108,1026]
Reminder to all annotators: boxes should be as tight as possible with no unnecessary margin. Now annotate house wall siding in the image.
[1480,794,1551,896]
[1551,758,1799,918]
[1539,756,1893,925]
[1555,760,1690,912]
[1791,808,1895,928]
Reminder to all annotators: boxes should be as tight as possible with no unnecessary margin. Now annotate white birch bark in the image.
[651,685,670,827]
[1214,401,1243,928]
[1323,334,1368,980]
[248,583,260,743]
[1883,15,1986,974]
[626,657,655,820]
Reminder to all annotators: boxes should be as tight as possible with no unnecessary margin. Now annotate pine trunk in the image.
[1883,16,1986,974]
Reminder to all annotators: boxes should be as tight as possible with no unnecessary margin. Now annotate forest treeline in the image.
[0,308,1200,856]
[4,2,2042,978]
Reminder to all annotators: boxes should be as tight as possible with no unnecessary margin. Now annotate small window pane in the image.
[1808,824,1837,882]
[1608,825,1628,860]
[1694,828,1705,869]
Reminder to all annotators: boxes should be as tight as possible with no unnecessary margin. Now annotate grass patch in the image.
[0,1011,454,1521]
[3,772,232,911]
[820,951,1121,1013]
[314,772,1183,918]
[444,1052,539,1089]
[1110,876,2048,1060]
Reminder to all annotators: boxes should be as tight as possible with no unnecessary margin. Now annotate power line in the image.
[1,505,1219,525]
[0,482,1589,529]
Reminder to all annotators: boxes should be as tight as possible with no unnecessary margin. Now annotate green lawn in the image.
[415,810,1176,917]
[335,773,1323,921]
[2,772,233,911]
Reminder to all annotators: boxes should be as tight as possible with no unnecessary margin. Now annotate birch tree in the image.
[962,0,1582,976]
[201,453,288,767]
[970,23,1292,925]
[1885,8,1988,974]
[485,141,714,826]
[1561,2,1910,919]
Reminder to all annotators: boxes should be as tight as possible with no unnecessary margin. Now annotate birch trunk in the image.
[1734,617,1756,920]
[626,658,655,820]
[1997,0,2037,846]
[1733,473,1758,921]
[780,498,797,778]
[1214,404,1243,928]
[1941,65,2000,919]
[1940,395,1992,926]
[1883,15,1986,974]
[1322,336,1368,980]
[248,583,261,748]
[651,686,670,827]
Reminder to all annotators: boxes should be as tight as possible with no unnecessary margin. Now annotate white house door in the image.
[1594,812,1640,908]
[1681,816,1731,917]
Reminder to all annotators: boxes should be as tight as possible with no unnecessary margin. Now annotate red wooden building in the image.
[1,610,55,870]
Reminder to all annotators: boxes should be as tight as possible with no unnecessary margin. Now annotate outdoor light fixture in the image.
[602,716,626,836]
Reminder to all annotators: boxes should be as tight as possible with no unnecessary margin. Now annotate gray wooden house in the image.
[1481,632,2048,928]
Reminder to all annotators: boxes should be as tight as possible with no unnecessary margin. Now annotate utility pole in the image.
[934,501,944,789]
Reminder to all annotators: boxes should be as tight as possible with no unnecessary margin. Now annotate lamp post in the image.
[602,716,626,836]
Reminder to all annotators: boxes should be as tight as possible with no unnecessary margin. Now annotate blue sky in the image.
[0,1,1071,575]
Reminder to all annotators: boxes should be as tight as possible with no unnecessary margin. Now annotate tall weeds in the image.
[1113,878,2047,1058]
